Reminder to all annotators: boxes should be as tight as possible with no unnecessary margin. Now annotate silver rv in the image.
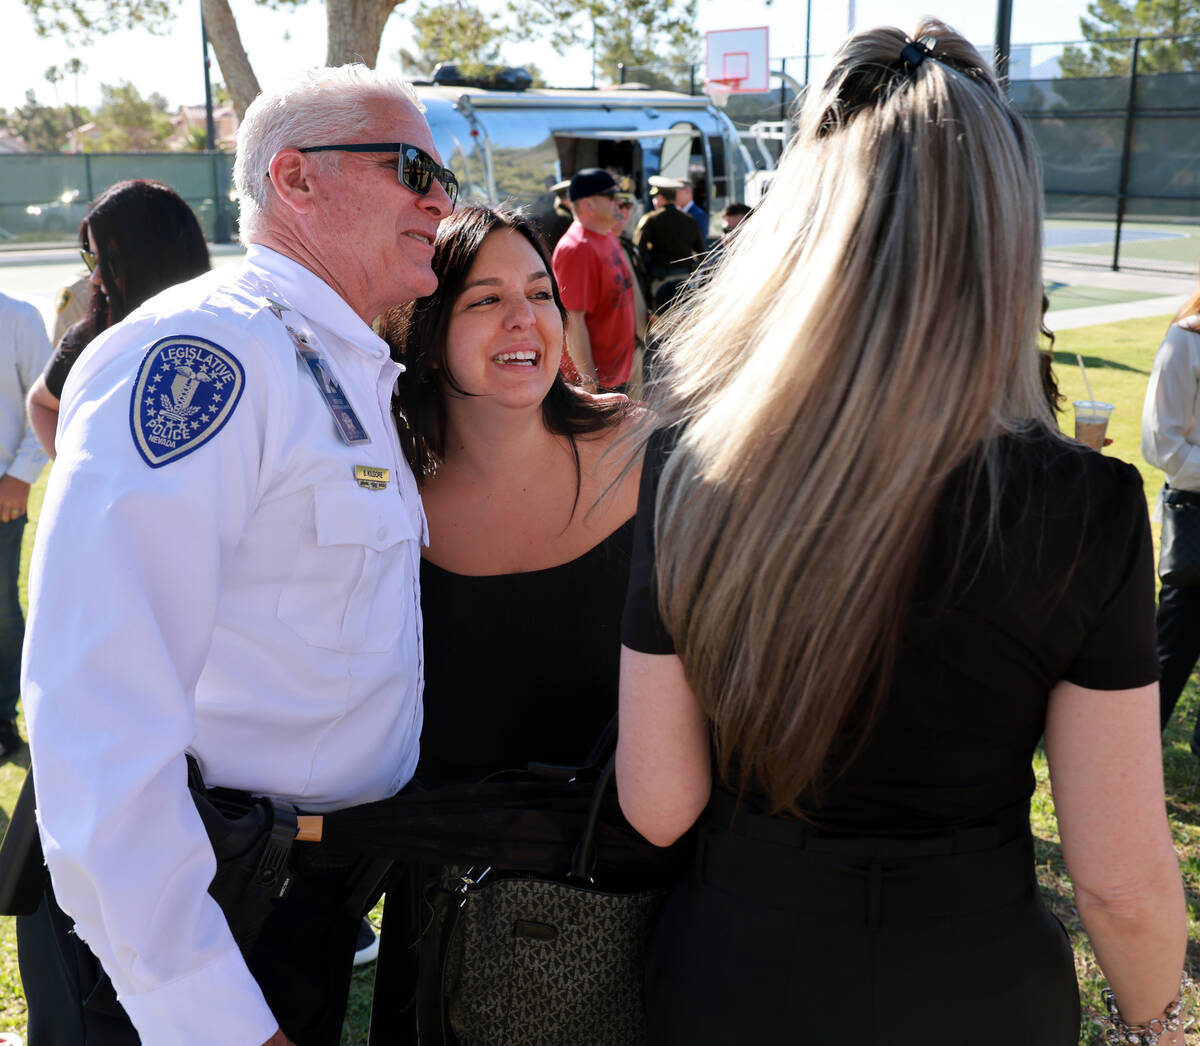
[413,84,748,239]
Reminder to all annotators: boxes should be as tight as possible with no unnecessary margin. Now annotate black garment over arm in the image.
[42,318,95,400]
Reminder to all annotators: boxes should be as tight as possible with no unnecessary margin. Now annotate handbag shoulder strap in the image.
[583,713,618,768]
[569,753,616,882]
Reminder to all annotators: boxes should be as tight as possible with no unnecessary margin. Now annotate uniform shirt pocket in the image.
[277,482,420,653]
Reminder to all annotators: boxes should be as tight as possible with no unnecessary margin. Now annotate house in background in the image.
[65,122,102,152]
[167,103,238,150]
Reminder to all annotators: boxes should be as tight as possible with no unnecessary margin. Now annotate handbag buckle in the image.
[454,866,492,907]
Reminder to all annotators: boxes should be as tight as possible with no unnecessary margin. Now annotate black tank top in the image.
[416,518,635,787]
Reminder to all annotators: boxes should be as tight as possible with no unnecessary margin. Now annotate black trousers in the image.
[645,797,1079,1046]
[17,870,364,1046]
[1157,580,1200,738]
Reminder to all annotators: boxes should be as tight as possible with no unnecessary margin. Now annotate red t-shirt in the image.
[552,222,635,388]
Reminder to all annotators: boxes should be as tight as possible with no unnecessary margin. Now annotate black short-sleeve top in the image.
[418,518,634,787]
[621,426,1160,834]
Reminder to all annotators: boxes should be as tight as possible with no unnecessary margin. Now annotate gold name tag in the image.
[354,465,390,491]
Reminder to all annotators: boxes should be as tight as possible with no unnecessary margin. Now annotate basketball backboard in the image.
[705,27,771,93]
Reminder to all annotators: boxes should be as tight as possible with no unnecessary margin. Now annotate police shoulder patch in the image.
[129,335,245,468]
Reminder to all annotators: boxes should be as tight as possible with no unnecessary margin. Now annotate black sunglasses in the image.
[80,248,98,273]
[297,142,459,206]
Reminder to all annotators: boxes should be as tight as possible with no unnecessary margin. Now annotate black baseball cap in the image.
[568,168,618,202]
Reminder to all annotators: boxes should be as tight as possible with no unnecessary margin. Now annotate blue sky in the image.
[2,0,1093,113]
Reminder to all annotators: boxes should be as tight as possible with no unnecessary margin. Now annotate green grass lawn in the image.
[0,311,1197,1042]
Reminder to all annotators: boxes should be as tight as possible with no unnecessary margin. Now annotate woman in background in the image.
[27,178,210,457]
[1142,279,1200,739]
[617,21,1187,1046]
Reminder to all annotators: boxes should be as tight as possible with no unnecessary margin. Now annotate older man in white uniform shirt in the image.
[18,65,454,1046]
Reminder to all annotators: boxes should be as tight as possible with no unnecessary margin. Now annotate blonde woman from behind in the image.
[617,19,1188,1046]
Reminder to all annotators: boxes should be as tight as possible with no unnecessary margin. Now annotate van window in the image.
[470,111,561,208]
[708,135,728,204]
[429,124,487,204]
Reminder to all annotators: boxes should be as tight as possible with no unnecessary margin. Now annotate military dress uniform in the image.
[632,205,706,310]
[20,245,427,1044]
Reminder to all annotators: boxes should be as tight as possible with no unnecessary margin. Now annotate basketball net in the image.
[705,78,742,108]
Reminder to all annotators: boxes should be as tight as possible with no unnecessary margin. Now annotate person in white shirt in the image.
[0,292,50,760]
[17,64,455,1046]
[1142,279,1200,744]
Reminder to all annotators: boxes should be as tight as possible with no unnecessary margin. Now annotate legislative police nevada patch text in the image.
[130,336,245,468]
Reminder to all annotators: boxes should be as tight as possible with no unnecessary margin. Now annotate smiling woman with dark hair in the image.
[377,204,645,1039]
[383,204,640,784]
[27,178,210,457]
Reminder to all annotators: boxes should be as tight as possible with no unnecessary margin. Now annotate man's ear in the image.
[267,149,317,216]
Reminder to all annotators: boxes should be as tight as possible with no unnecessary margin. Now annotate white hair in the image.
[233,64,424,244]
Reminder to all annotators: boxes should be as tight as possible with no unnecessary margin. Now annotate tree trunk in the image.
[326,0,404,68]
[200,0,262,120]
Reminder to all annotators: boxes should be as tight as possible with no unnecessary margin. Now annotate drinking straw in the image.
[1076,354,1095,403]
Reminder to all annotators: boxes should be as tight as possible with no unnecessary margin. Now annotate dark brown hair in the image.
[83,179,210,332]
[382,205,628,489]
[1039,292,1064,417]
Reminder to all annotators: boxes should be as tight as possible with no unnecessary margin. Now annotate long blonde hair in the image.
[1174,281,1200,324]
[648,20,1055,814]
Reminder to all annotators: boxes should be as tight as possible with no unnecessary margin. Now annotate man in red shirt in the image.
[552,168,636,391]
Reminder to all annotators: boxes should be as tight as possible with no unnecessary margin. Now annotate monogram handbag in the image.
[1159,485,1200,587]
[429,753,671,1046]
[314,720,691,1046]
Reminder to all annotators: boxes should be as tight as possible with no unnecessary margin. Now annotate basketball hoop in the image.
[705,78,742,108]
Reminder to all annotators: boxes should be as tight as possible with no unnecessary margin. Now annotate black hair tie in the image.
[901,41,932,71]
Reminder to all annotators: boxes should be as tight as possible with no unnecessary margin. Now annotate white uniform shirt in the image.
[0,291,51,484]
[23,245,426,1044]
[1142,319,1200,492]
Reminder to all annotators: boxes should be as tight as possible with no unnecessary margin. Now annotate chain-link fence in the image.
[1012,38,1200,273]
[0,151,237,247]
[627,35,1200,274]
[3,38,1199,272]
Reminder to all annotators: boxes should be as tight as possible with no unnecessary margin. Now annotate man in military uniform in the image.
[19,65,454,1046]
[51,271,91,347]
[633,176,706,311]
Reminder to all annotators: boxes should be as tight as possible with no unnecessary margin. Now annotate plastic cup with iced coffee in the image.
[1073,400,1115,450]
